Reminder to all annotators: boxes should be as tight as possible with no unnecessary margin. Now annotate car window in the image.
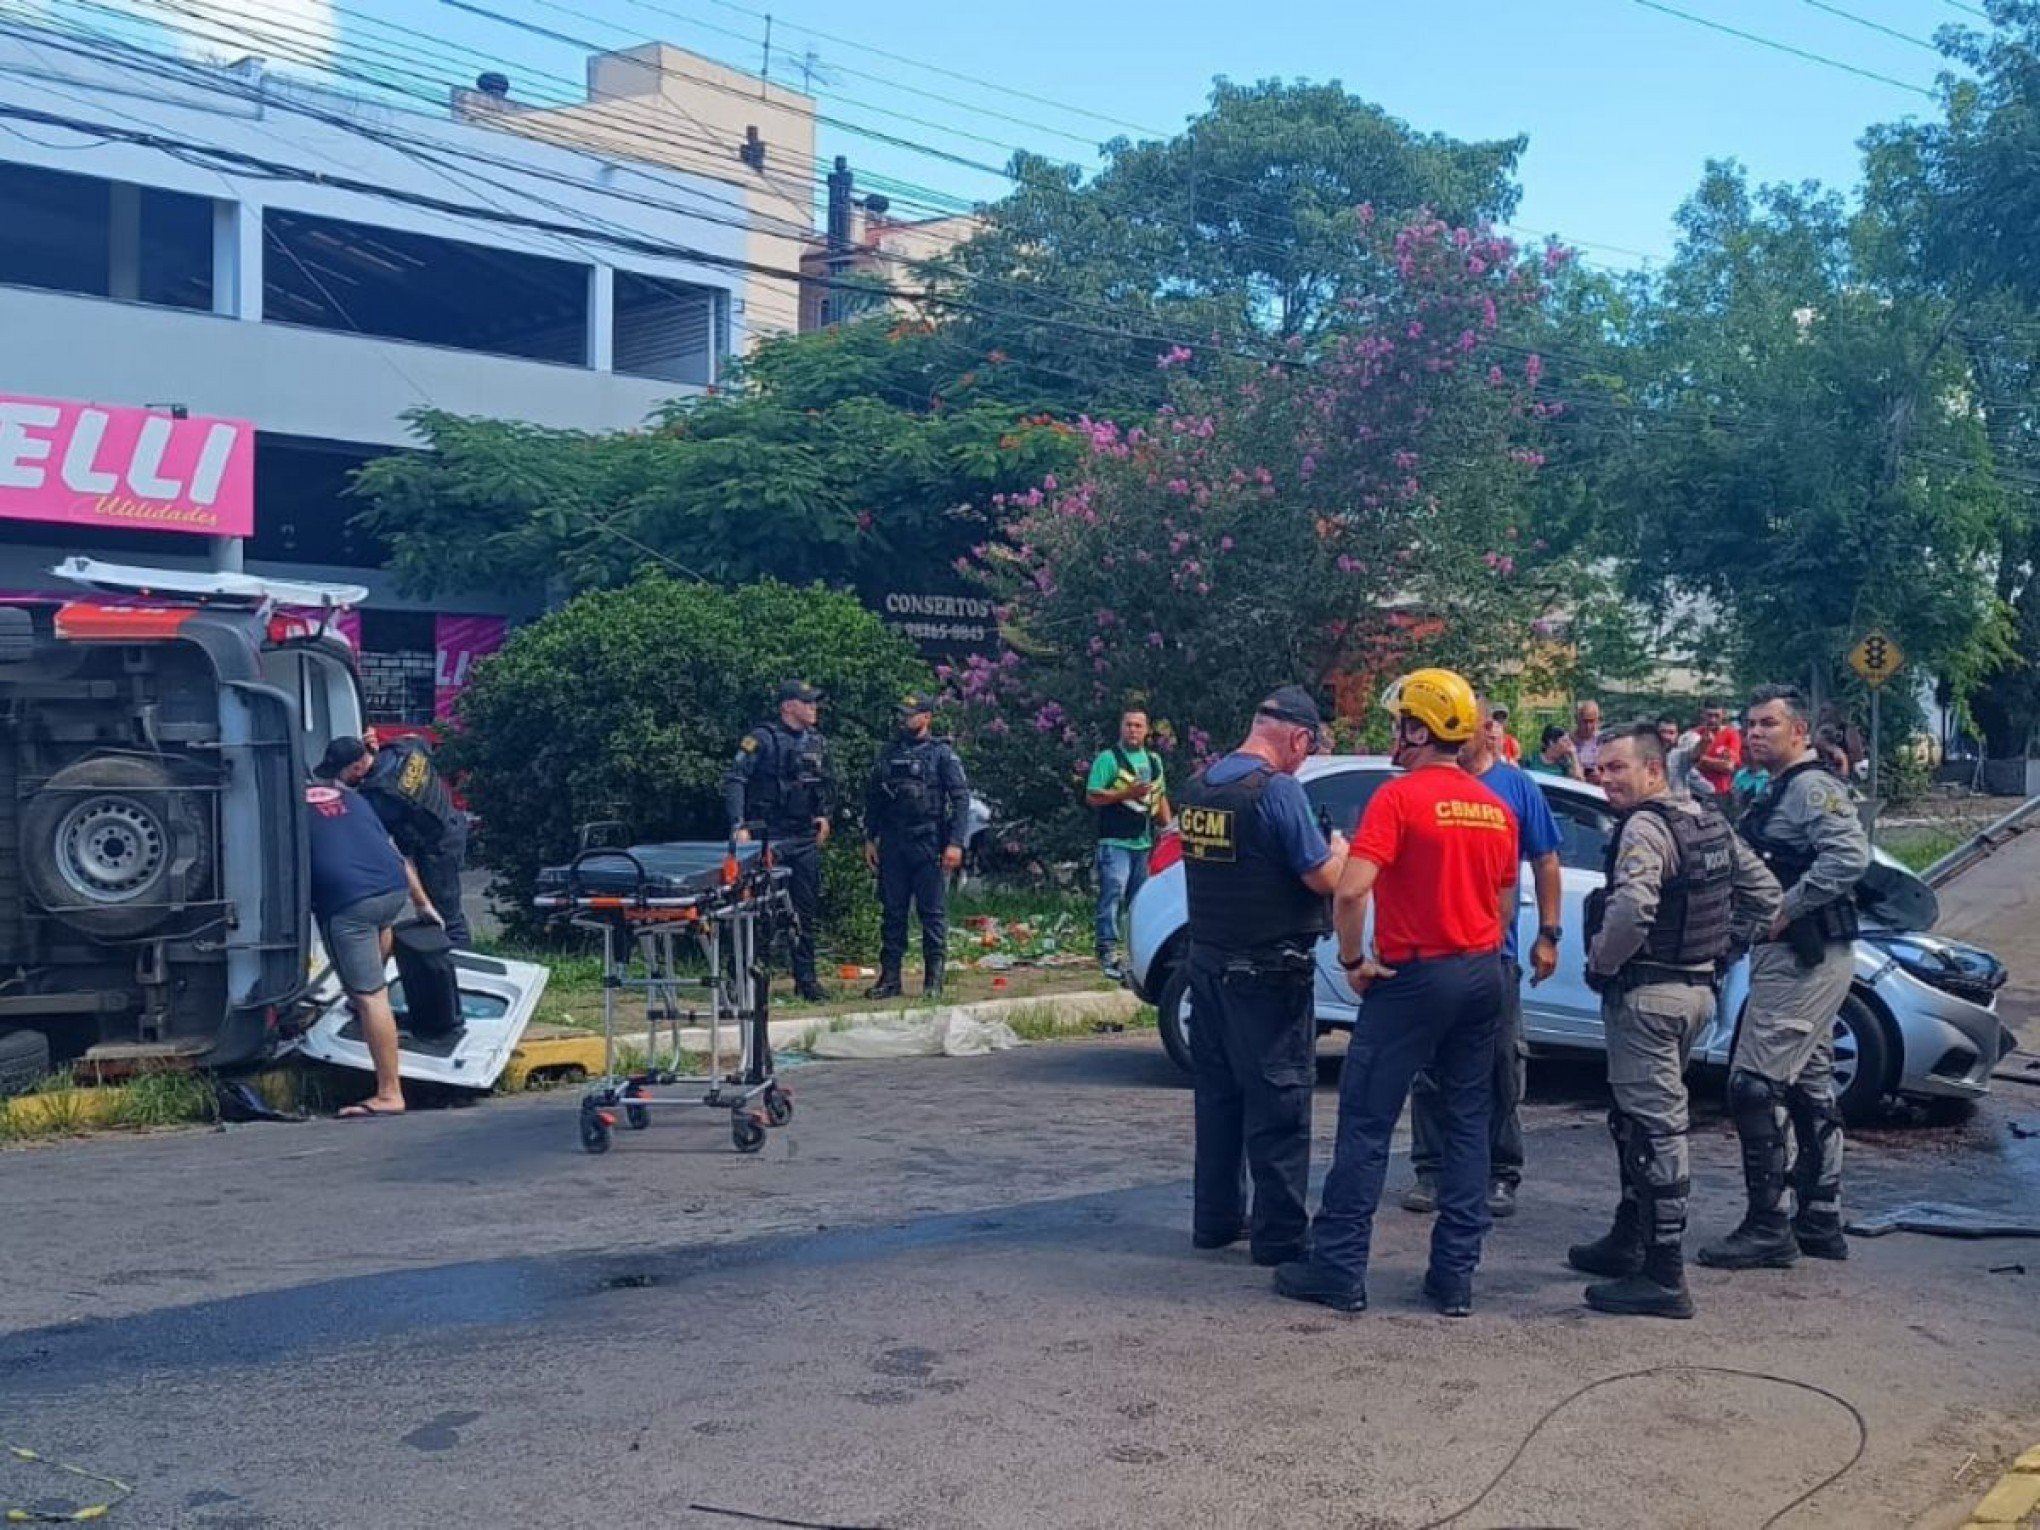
[1305,768,1389,837]
[1541,788,1617,871]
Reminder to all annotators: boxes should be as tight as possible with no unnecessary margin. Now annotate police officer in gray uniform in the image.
[863,693,971,999]
[1571,724,1780,1318]
[724,680,836,1002]
[1700,684,1871,1270]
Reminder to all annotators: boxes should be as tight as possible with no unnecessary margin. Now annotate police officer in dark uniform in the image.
[1179,686,1348,1266]
[863,694,971,999]
[724,680,836,1003]
[319,733,471,947]
[1700,683,1870,1270]
[1572,724,1780,1318]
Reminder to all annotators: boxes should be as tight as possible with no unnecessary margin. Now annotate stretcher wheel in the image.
[763,1086,794,1127]
[731,1111,767,1154]
[623,1082,651,1131]
[580,1106,613,1155]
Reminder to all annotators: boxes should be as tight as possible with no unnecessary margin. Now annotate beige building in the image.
[455,43,818,344]
[800,208,982,332]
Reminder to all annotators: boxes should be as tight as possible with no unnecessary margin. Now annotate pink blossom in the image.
[1525,354,1545,386]
[1301,454,1317,481]
[1146,631,1165,648]
[1157,344,1194,370]
[1394,450,1419,472]
[1219,536,1235,552]
[1487,366,1506,386]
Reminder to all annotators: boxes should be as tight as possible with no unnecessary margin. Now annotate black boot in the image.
[1585,1243,1695,1320]
[1568,1198,1645,1278]
[1700,1070,1800,1270]
[1793,1208,1850,1261]
[865,966,903,1000]
[922,956,945,997]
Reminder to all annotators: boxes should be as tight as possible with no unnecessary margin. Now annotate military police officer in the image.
[724,680,836,1002]
[863,693,971,999]
[1572,724,1780,1318]
[1700,684,1871,1271]
[1179,686,1348,1267]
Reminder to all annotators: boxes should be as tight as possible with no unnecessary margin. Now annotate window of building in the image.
[0,162,214,310]
[249,436,391,571]
[614,271,722,385]
[262,209,589,363]
[356,607,437,726]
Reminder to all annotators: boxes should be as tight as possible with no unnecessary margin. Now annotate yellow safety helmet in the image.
[1381,667,1479,743]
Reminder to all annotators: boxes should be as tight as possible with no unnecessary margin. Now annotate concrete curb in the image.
[667,987,1142,1059]
[1961,1442,2040,1528]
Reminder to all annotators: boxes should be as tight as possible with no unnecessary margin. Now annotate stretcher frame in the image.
[536,839,796,1155]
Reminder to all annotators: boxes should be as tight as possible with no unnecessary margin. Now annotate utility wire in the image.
[1797,0,1942,54]
[1627,0,1938,96]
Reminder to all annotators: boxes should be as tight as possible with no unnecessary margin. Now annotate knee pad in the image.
[1728,1068,1784,1116]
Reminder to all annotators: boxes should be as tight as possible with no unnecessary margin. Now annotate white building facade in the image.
[0,24,745,724]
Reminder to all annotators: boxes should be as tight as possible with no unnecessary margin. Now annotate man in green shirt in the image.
[1086,708,1173,980]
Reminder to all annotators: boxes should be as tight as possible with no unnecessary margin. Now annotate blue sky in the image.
[73,0,1975,271]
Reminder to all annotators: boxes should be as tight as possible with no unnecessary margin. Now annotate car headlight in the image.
[1861,931,2007,1007]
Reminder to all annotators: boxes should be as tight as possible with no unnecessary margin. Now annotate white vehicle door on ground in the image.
[296,950,549,1090]
[1522,785,1618,1048]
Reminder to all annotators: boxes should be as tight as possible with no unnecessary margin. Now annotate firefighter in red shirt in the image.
[1273,668,1518,1318]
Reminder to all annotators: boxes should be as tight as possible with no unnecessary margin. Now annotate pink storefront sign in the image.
[434,613,507,719]
[0,393,255,539]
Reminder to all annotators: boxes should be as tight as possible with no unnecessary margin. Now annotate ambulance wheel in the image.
[623,1082,651,1131]
[731,1112,767,1154]
[764,1086,794,1126]
[580,1108,613,1155]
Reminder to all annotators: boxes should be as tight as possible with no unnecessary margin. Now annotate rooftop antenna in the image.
[760,13,772,93]
[798,48,832,92]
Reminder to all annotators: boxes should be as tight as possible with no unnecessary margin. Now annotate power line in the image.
[1626,0,1938,96]
[1796,0,1942,54]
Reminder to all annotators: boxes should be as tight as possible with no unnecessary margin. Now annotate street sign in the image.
[1849,630,1905,689]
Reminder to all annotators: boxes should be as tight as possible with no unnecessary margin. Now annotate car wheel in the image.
[21,755,213,939]
[1158,966,1194,1078]
[1831,990,1893,1127]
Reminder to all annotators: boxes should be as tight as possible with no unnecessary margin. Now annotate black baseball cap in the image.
[895,691,936,717]
[1255,684,1324,740]
[315,736,369,779]
[777,680,823,704]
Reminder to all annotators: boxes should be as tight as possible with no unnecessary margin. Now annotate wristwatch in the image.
[1537,925,1563,944]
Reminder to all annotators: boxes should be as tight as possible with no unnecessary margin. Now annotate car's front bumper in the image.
[1876,959,2009,1101]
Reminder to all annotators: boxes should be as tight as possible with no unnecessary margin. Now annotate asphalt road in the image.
[2,1036,2037,1530]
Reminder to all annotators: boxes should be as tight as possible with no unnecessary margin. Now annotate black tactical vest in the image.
[873,738,946,836]
[1601,798,1737,969]
[1179,760,1331,954]
[750,723,828,833]
[1738,757,1860,943]
[1738,759,1830,891]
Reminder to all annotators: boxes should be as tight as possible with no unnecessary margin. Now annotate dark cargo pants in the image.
[877,835,947,975]
[1409,956,1524,1188]
[1312,952,1504,1286]
[1188,947,1315,1260]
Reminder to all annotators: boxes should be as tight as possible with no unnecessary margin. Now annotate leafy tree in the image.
[1860,1,2040,754]
[1577,162,2010,724]
[443,576,929,924]
[942,79,1525,411]
[947,211,1592,851]
[350,318,1079,602]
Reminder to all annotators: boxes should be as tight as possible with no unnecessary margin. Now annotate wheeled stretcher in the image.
[535,836,796,1155]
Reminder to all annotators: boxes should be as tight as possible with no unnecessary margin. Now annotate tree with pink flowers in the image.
[946,210,1600,850]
